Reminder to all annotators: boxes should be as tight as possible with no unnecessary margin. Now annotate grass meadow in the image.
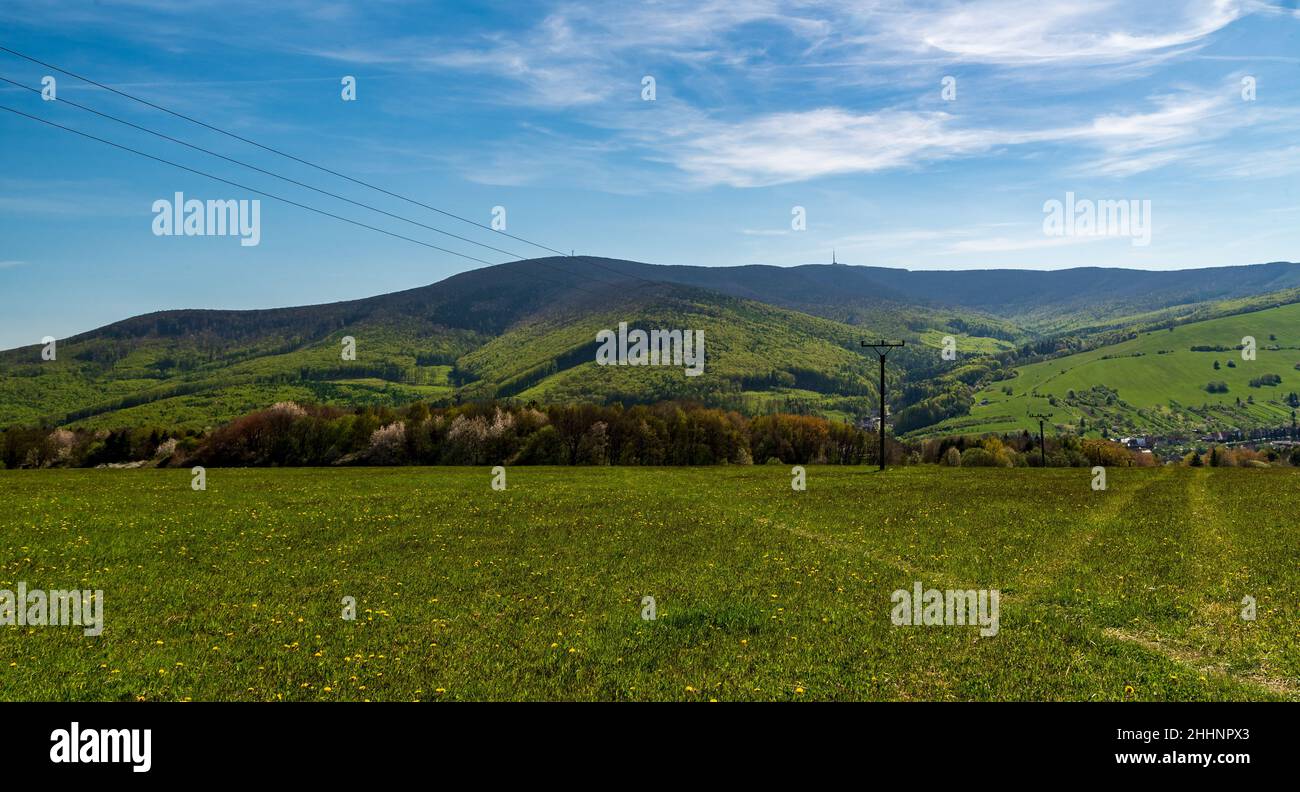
[930,301,1300,436]
[0,466,1296,701]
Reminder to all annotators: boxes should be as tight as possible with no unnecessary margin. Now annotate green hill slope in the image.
[925,302,1300,438]
[6,256,1300,433]
[0,271,929,429]
[454,284,886,416]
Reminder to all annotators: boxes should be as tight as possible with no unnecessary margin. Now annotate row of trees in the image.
[1187,445,1300,467]
[0,425,192,470]
[0,401,880,468]
[7,398,1292,469]
[914,433,1156,468]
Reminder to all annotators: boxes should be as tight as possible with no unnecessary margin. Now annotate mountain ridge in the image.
[19,257,1300,353]
[4,256,1300,434]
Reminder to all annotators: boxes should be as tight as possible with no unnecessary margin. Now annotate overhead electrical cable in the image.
[0,103,622,296]
[0,46,666,289]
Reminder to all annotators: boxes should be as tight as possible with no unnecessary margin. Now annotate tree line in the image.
[0,400,876,469]
[4,398,1275,470]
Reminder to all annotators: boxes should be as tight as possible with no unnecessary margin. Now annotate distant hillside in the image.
[849,261,1300,328]
[0,261,920,429]
[574,257,1300,330]
[926,301,1300,439]
[3,256,1300,432]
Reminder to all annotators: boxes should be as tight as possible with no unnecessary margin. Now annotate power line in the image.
[0,74,540,261]
[0,49,667,290]
[0,103,615,296]
[0,43,570,258]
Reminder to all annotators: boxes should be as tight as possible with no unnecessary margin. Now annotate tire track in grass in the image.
[766,470,1081,702]
[1102,468,1297,699]
[766,469,980,590]
[1100,626,1297,698]
[745,470,984,701]
[768,468,1164,621]
[1010,465,1174,604]
[969,467,1182,700]
[769,469,1149,701]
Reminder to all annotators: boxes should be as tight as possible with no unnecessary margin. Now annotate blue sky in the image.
[2,0,1300,348]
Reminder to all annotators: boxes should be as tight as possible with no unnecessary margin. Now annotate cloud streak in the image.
[864,0,1244,63]
[627,86,1256,187]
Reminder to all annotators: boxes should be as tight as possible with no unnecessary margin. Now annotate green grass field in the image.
[0,466,1296,701]
[927,301,1300,437]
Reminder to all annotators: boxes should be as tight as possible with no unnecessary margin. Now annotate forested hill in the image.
[3,256,1300,432]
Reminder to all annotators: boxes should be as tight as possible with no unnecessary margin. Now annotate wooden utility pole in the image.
[862,340,905,471]
[1029,412,1053,467]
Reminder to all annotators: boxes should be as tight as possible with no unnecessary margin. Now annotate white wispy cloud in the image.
[304,1,826,108]
[652,107,997,187]
[861,0,1244,64]
[307,1,1246,105]
[1063,89,1262,176]
[27,0,1266,188]
[3,1,1281,192]
[815,223,1109,256]
[345,1,1262,187]
[623,85,1256,187]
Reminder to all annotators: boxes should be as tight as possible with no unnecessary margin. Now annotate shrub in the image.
[367,422,407,465]
[515,424,564,465]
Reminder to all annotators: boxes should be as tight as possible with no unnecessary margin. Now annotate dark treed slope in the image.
[2,257,1300,432]
[569,257,1300,330]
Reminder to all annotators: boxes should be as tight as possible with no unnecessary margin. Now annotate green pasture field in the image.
[0,466,1295,701]
[926,301,1300,437]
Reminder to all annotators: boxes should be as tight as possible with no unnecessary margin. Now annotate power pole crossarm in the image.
[862,340,905,471]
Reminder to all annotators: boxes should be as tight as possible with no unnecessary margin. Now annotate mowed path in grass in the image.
[0,466,1296,701]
